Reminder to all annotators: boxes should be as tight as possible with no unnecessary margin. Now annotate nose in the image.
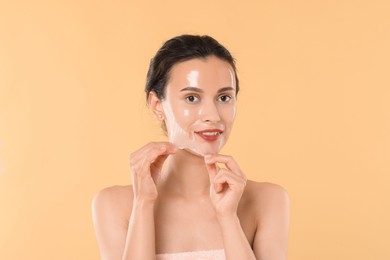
[199,100,221,122]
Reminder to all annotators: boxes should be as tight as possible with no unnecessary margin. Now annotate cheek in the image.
[183,109,190,117]
[220,105,236,123]
[171,106,199,128]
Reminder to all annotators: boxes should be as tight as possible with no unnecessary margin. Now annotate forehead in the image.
[167,56,236,89]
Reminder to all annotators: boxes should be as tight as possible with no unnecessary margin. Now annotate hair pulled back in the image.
[145,34,239,100]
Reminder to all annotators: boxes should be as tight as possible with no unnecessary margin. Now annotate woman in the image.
[92,35,290,260]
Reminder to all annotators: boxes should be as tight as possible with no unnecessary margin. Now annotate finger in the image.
[138,155,153,178]
[130,142,177,167]
[151,153,169,174]
[152,143,178,169]
[129,143,155,167]
[135,142,177,162]
[204,154,242,177]
[142,144,177,173]
[158,142,179,154]
[213,169,246,192]
[205,161,223,192]
[130,143,177,180]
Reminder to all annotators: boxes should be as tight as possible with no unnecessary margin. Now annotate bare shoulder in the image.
[245,181,289,200]
[241,181,290,216]
[93,185,133,205]
[92,185,133,223]
[243,182,290,257]
[92,186,134,259]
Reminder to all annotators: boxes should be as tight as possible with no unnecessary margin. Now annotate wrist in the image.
[133,198,155,211]
[217,213,240,226]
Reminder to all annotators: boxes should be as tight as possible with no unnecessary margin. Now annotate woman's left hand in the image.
[204,154,247,219]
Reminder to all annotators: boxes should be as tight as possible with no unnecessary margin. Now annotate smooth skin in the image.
[92,57,290,260]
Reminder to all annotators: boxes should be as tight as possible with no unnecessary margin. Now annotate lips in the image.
[195,129,223,142]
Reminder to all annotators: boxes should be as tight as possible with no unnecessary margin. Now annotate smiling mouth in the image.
[199,131,221,136]
[195,129,223,141]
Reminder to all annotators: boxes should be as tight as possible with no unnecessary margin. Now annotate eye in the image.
[218,95,232,103]
[186,95,199,103]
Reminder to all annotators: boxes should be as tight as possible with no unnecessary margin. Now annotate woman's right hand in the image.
[129,142,178,204]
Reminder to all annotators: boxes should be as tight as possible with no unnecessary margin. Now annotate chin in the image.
[169,132,227,156]
[180,147,204,157]
[189,142,225,157]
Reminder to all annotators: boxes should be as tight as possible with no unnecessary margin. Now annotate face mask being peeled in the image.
[157,57,237,157]
[161,99,226,157]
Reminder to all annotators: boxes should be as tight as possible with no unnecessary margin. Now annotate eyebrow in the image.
[180,86,236,93]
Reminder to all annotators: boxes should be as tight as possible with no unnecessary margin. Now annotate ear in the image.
[147,91,165,120]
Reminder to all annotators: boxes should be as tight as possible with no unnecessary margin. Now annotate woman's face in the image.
[161,56,237,156]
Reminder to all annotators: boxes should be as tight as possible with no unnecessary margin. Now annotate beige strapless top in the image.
[156,249,225,260]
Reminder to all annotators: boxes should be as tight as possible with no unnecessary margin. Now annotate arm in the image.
[205,154,256,260]
[92,188,157,260]
[92,186,132,260]
[205,155,290,260]
[122,199,156,260]
[252,184,290,260]
[218,214,257,260]
[217,184,290,260]
[92,142,177,260]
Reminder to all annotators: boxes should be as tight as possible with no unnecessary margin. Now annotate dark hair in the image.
[145,34,239,100]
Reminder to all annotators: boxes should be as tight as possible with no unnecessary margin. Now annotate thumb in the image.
[205,156,222,192]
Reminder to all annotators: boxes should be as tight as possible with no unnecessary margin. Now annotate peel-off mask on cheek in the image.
[161,99,226,157]
[160,57,237,156]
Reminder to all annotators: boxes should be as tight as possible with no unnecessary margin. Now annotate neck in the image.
[159,149,211,199]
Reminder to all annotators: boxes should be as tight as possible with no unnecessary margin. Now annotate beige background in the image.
[1,0,389,259]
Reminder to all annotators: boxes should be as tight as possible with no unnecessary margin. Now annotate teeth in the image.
[201,132,220,136]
